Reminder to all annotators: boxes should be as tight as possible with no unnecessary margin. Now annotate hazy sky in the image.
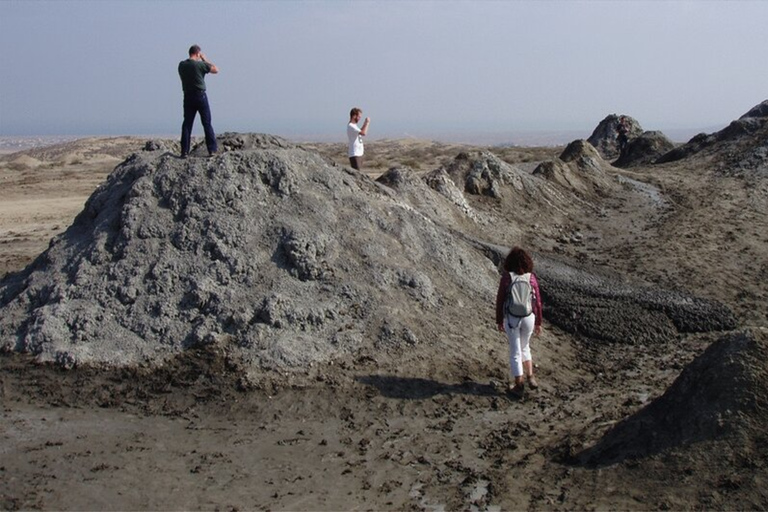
[1,0,766,142]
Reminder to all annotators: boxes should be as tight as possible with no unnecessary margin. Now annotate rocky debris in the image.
[216,132,295,152]
[143,139,179,154]
[580,328,768,465]
[556,231,584,245]
[587,114,644,161]
[532,140,619,197]
[613,130,676,168]
[657,100,768,173]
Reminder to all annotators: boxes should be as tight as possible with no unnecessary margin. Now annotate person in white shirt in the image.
[347,107,370,170]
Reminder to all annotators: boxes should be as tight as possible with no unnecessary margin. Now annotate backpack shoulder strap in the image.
[510,272,531,283]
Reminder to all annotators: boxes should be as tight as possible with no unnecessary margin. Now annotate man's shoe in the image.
[527,375,539,389]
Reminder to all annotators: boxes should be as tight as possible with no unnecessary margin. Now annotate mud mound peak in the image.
[558,139,602,163]
[614,130,676,168]
[532,139,618,197]
[739,99,768,119]
[581,328,768,465]
[587,114,643,160]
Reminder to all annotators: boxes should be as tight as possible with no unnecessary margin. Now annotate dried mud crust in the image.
[4,330,767,510]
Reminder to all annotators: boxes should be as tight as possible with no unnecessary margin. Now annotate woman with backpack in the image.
[495,247,543,397]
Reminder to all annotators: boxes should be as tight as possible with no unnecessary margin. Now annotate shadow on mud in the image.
[356,375,504,400]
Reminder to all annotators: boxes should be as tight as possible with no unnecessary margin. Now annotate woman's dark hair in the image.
[503,247,534,274]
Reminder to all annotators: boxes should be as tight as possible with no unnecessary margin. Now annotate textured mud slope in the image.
[580,328,768,465]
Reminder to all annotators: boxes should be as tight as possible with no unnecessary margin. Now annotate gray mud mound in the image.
[657,100,768,175]
[440,150,543,199]
[613,130,676,168]
[0,134,500,382]
[536,255,737,344]
[579,328,768,465]
[587,114,643,160]
[376,166,484,227]
[532,140,619,197]
[433,150,579,219]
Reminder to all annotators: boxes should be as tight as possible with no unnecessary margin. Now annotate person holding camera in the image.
[347,107,370,170]
[178,45,219,158]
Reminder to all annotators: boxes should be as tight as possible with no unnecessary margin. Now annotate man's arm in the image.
[200,53,219,74]
[360,117,370,136]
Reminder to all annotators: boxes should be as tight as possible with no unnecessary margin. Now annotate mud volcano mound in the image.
[587,114,643,160]
[657,99,768,175]
[579,328,768,466]
[613,130,676,168]
[532,139,619,197]
[0,134,499,382]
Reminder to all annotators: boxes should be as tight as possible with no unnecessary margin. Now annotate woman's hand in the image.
[534,325,542,336]
[497,322,505,332]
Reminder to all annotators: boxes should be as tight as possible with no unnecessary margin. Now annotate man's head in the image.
[349,108,362,122]
[189,45,202,57]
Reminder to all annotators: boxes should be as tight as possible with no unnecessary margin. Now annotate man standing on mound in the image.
[347,107,370,170]
[178,45,219,157]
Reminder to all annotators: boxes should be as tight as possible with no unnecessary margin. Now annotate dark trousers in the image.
[181,91,217,155]
[349,156,362,170]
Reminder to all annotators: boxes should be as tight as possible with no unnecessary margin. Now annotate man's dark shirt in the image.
[178,59,211,93]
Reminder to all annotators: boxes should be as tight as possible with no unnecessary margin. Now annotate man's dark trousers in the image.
[181,91,217,156]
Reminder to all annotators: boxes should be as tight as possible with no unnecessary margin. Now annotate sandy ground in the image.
[1,136,767,510]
